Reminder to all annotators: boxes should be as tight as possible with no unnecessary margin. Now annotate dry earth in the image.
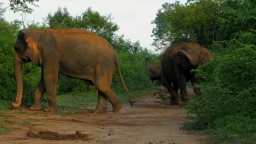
[0,89,208,144]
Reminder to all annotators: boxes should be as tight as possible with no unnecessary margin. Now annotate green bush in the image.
[114,51,152,91]
[0,19,19,101]
[58,75,97,94]
[185,44,256,142]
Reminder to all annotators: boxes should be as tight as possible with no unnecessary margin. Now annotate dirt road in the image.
[0,91,208,144]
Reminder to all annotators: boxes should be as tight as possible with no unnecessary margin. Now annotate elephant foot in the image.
[170,100,176,105]
[170,99,181,105]
[29,104,42,111]
[170,94,181,105]
[181,97,188,103]
[112,101,122,113]
[94,106,108,113]
[43,106,57,113]
[170,100,179,105]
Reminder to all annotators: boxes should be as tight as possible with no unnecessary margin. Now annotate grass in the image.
[21,118,38,125]
[57,92,98,109]
[0,107,11,134]
[56,88,149,109]
[0,126,9,134]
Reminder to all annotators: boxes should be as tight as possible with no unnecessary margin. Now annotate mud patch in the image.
[27,130,90,141]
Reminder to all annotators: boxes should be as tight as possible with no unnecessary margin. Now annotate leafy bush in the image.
[114,51,153,91]
[0,19,19,101]
[185,44,256,142]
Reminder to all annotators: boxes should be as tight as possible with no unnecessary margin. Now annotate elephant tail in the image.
[115,57,134,106]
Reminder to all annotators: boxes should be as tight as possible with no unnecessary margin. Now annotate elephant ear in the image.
[15,30,27,53]
[177,50,198,68]
[24,33,42,64]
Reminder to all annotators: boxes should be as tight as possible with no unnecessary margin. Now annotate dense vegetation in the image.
[152,0,256,143]
[0,0,256,143]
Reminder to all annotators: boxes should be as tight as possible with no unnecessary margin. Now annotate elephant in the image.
[160,42,211,105]
[146,62,161,82]
[11,28,133,113]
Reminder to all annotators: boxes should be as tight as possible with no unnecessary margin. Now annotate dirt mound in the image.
[27,130,89,141]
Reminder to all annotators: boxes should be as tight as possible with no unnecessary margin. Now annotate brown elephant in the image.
[146,62,161,82]
[161,42,211,104]
[11,28,132,113]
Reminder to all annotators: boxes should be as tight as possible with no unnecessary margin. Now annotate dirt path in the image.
[0,90,208,144]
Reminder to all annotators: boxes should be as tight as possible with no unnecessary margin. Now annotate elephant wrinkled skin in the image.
[12,28,132,113]
[161,42,211,104]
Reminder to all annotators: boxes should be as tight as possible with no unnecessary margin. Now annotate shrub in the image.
[185,44,256,142]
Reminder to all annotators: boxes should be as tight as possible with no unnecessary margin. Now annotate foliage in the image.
[151,2,177,50]
[113,50,153,91]
[47,7,119,42]
[185,43,256,142]
[152,0,256,51]
[160,1,256,142]
[47,7,73,29]
[7,0,39,13]
[0,18,19,101]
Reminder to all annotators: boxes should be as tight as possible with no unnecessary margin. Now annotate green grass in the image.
[21,118,38,125]
[56,88,150,109]
[0,126,9,134]
[0,110,11,134]
[57,92,98,109]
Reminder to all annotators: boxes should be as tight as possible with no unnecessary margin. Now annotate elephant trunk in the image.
[11,53,23,108]
[177,50,198,68]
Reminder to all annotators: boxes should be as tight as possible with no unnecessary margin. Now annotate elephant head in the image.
[12,30,43,108]
[175,44,211,69]
[146,63,162,81]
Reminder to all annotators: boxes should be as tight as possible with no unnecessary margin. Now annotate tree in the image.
[47,7,73,28]
[152,0,219,51]
[152,0,256,52]
[216,0,256,41]
[46,7,119,43]
[74,8,118,42]
[8,0,39,13]
[151,2,177,51]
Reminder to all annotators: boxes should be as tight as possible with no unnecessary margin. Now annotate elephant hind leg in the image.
[161,77,180,105]
[94,91,108,113]
[100,88,122,113]
[94,64,122,113]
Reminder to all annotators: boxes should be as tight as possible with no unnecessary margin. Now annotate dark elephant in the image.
[11,28,132,113]
[161,42,211,104]
[146,62,161,82]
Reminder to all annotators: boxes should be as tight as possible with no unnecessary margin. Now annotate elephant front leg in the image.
[161,77,179,105]
[171,82,181,104]
[43,63,59,112]
[95,91,108,113]
[29,77,46,111]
